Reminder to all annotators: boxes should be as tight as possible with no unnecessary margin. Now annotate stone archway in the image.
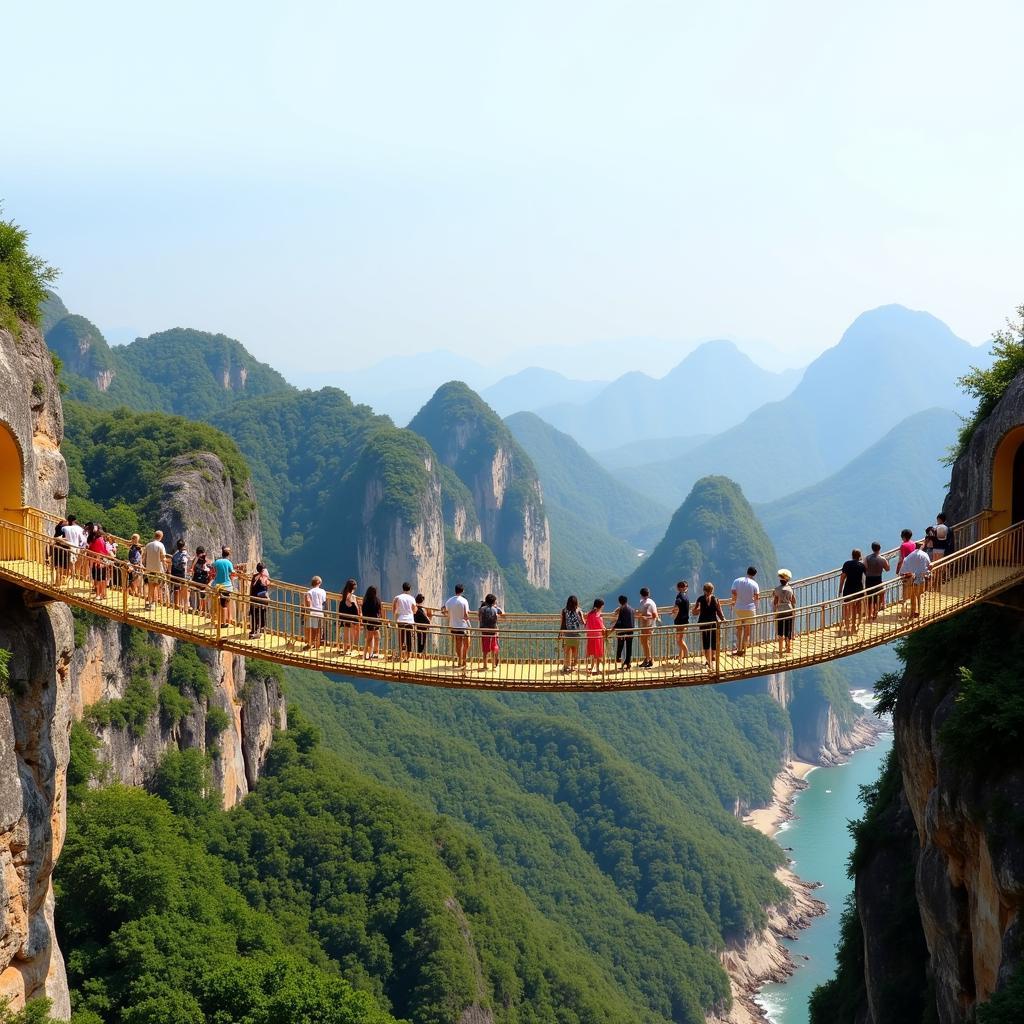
[989,425,1024,532]
[0,422,25,560]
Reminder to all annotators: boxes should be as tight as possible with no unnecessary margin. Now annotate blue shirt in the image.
[212,558,234,589]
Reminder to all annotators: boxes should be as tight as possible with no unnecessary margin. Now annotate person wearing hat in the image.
[772,569,797,654]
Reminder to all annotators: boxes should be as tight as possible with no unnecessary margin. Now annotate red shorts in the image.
[481,634,499,654]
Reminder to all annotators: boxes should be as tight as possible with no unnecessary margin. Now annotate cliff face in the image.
[820,371,1024,1024]
[0,322,73,1017]
[409,383,551,589]
[69,450,284,809]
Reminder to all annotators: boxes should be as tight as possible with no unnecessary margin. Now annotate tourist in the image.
[52,517,71,582]
[393,581,417,662]
[637,587,660,668]
[895,529,916,605]
[863,542,890,621]
[772,569,796,654]
[839,549,866,636]
[337,579,360,654]
[127,534,143,597]
[414,593,431,654]
[304,575,327,650]
[585,598,606,675]
[362,585,383,659]
[249,561,270,639]
[143,530,168,611]
[900,541,932,618]
[560,595,585,673]
[673,581,690,664]
[87,528,110,599]
[191,546,211,615]
[933,513,951,560]
[170,539,191,612]
[730,567,759,656]
[478,592,504,671]
[212,546,236,627]
[694,582,725,672]
[61,515,86,583]
[612,594,635,670]
[444,584,472,670]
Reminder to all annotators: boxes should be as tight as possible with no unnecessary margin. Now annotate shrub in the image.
[167,646,213,701]
[0,648,10,696]
[205,706,230,739]
[149,748,220,819]
[0,213,59,335]
[159,684,192,727]
[67,721,105,802]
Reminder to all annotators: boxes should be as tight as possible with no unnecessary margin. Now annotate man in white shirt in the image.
[393,581,417,662]
[730,566,760,656]
[143,530,168,611]
[900,542,932,618]
[60,515,86,582]
[637,587,660,668]
[444,583,472,671]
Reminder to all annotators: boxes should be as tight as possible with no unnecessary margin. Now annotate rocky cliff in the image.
[0,321,72,1017]
[69,447,284,809]
[409,383,551,589]
[814,369,1024,1023]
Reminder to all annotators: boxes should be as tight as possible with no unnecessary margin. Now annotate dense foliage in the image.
[0,214,58,335]
[283,667,797,1020]
[62,400,255,525]
[949,303,1024,462]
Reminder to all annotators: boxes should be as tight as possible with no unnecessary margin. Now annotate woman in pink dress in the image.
[585,599,607,675]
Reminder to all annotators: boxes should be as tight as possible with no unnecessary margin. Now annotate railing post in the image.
[122,572,129,621]
[714,622,721,676]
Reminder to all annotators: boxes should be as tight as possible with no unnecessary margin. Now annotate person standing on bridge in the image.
[839,549,867,636]
[585,598,607,674]
[362,585,383,660]
[393,582,417,662]
[864,542,890,621]
[304,576,327,651]
[730,567,759,656]
[212,546,237,628]
[637,587,659,668]
[673,581,690,665]
[772,569,796,654]
[478,592,504,672]
[444,584,471,672]
[143,531,168,611]
[170,539,191,613]
[338,578,361,654]
[900,541,932,619]
[612,595,635,670]
[560,595,585,673]
[694,582,725,672]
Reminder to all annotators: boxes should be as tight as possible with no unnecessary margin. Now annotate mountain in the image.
[409,382,551,589]
[757,408,960,576]
[613,476,778,603]
[505,410,670,549]
[594,433,712,471]
[620,305,981,506]
[535,340,801,448]
[481,367,607,416]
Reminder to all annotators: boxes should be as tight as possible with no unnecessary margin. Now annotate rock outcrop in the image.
[44,315,117,394]
[0,322,73,1017]
[409,383,551,589]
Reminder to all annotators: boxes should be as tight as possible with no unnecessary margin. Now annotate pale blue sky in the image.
[5,1,1022,376]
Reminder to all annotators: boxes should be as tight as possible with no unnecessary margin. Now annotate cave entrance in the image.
[989,426,1024,533]
[0,421,25,560]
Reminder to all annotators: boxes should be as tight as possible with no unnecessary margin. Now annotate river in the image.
[756,692,893,1024]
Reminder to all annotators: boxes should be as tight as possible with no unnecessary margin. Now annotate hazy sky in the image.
[5,1,1021,376]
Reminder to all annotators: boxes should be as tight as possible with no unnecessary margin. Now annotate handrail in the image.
[3,513,1023,692]
[18,505,995,624]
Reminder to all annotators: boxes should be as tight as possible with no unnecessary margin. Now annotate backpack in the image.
[944,526,955,554]
[171,549,188,576]
[479,605,498,630]
[192,559,211,584]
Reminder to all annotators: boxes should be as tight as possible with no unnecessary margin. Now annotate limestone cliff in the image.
[409,382,551,589]
[815,369,1024,1023]
[69,449,284,809]
[0,322,72,1017]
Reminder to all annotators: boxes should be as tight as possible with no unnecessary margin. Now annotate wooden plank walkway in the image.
[3,514,1022,692]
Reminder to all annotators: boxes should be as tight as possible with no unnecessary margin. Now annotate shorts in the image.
[776,614,793,639]
[450,627,467,636]
[306,611,324,624]
[562,636,580,650]
[365,624,380,633]
[699,624,717,651]
[145,572,162,584]
[735,608,755,619]
[842,590,864,604]
[54,544,71,569]
[216,586,233,607]
[90,563,105,582]
[481,634,499,654]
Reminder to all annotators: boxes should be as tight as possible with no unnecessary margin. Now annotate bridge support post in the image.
[122,575,129,622]
[714,623,721,677]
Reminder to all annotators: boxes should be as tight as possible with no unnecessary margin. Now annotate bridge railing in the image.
[1,512,1022,691]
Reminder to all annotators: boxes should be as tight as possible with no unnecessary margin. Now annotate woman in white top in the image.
[304,575,327,651]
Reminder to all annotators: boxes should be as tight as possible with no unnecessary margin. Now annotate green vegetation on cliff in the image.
[0,214,58,336]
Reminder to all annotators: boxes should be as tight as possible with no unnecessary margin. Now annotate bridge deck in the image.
[2,512,1021,691]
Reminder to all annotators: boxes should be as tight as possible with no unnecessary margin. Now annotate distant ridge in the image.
[619,305,981,505]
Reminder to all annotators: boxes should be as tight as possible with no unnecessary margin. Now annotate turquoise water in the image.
[756,697,892,1024]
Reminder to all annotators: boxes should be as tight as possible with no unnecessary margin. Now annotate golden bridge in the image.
[1,508,1021,692]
